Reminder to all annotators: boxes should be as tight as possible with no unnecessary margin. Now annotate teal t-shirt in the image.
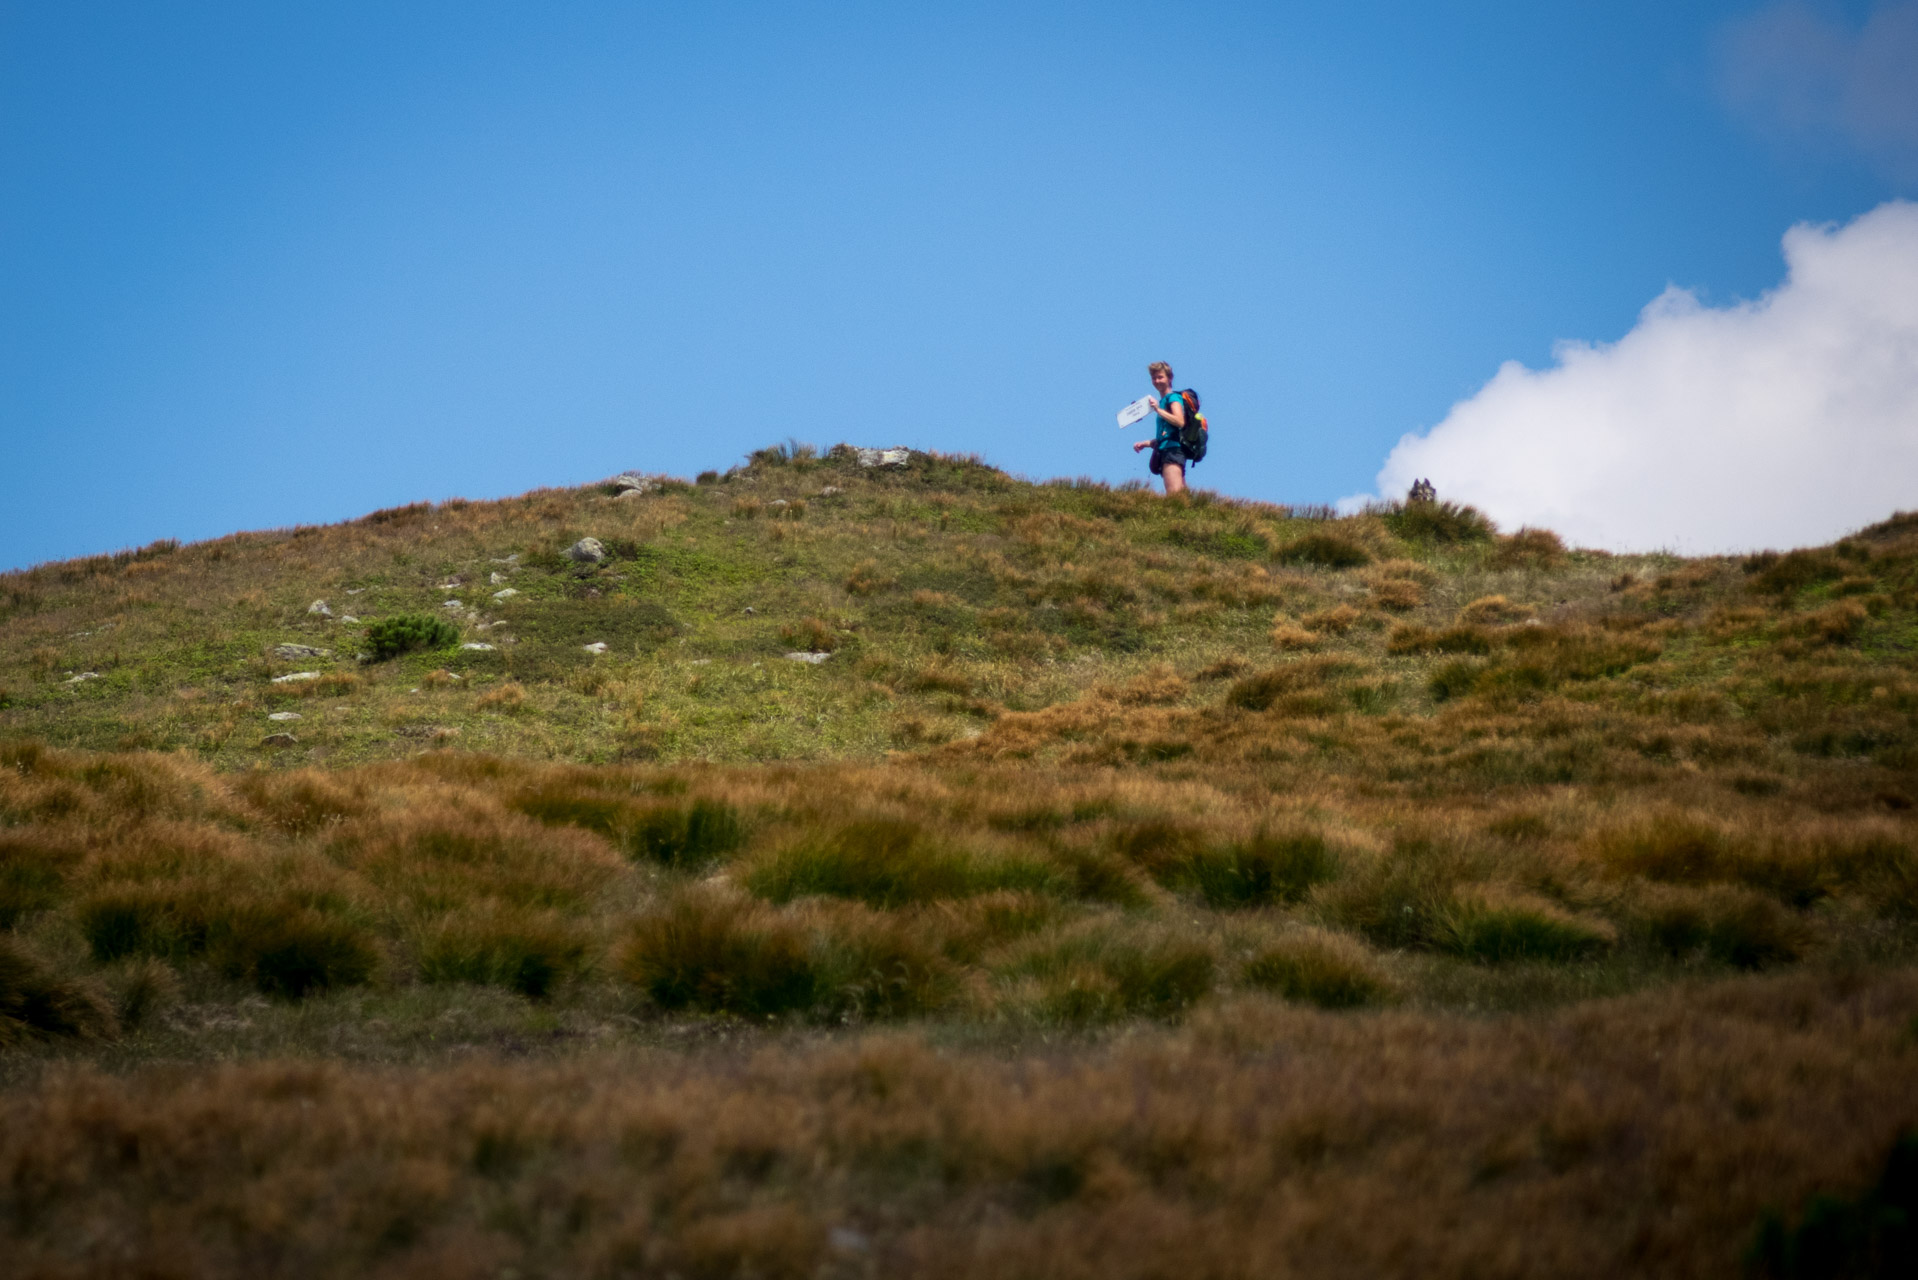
[1152,392,1185,450]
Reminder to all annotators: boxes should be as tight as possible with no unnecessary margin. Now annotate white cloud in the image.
[1350,201,1918,554]
[1717,1,1918,183]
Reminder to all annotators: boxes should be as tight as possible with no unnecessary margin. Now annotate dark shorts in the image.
[1149,446,1191,475]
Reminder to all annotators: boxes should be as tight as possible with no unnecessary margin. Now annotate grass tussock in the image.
[1240,927,1398,1007]
[0,935,116,1044]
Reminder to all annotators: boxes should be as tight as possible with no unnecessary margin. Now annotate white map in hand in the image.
[1117,396,1156,428]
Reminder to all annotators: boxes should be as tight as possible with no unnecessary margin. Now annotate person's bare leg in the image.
[1162,462,1186,495]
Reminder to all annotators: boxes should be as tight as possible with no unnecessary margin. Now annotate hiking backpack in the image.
[1176,389,1209,464]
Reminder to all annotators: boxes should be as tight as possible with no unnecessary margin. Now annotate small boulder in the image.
[820,485,843,497]
[460,642,497,651]
[784,651,832,664]
[260,733,299,748]
[271,671,321,684]
[567,537,607,563]
[442,599,463,610]
[489,571,508,585]
[339,615,360,624]
[609,472,652,494]
[62,672,100,685]
[272,644,330,660]
[267,711,302,722]
[583,642,609,655]
[492,587,519,601]
[854,447,910,468]
[307,600,333,617]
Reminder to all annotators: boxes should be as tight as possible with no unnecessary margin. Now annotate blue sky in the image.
[3,1,1913,567]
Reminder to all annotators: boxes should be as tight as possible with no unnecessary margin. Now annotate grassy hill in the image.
[3,444,1916,1278]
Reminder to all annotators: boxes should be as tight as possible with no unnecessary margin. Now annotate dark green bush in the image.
[619,893,819,1016]
[1747,1131,1917,1280]
[747,819,1057,907]
[418,909,591,999]
[229,911,380,1000]
[1437,889,1615,963]
[1275,532,1371,569]
[1380,500,1495,545]
[1180,830,1339,908]
[1007,926,1217,1024]
[0,936,116,1045]
[363,613,460,661]
[1241,929,1397,1008]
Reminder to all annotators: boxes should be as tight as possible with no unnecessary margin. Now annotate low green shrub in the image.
[1178,829,1339,908]
[1437,887,1616,963]
[363,613,460,661]
[1275,532,1371,569]
[0,936,116,1045]
[806,904,958,1019]
[1241,928,1397,1008]
[216,905,380,999]
[746,819,1058,907]
[417,908,592,999]
[1380,499,1495,546]
[1226,658,1362,712]
[1314,837,1474,950]
[1633,883,1811,969]
[1000,921,1217,1024]
[0,826,81,927]
[620,892,819,1016]
[1746,1130,1918,1280]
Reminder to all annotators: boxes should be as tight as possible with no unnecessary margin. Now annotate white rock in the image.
[784,651,832,664]
[492,588,518,600]
[443,599,463,609]
[307,600,332,616]
[854,447,910,468]
[339,616,360,624]
[820,486,842,497]
[566,537,607,563]
[770,498,789,508]
[272,671,321,684]
[609,472,652,493]
[438,579,462,590]
[491,554,519,564]
[62,671,100,685]
[345,588,366,595]
[267,711,302,722]
[489,571,508,585]
[272,644,330,660]
[583,642,609,654]
[461,642,497,651]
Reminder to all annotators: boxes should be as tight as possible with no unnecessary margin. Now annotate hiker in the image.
[1132,361,1191,495]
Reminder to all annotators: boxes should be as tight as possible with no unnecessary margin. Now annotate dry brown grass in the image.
[1,971,1914,1278]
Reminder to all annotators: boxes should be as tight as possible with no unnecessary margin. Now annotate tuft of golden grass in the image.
[1241,926,1398,1008]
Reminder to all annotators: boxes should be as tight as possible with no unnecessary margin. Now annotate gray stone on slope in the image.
[854,447,910,468]
[272,644,331,660]
[566,537,607,563]
[307,600,333,617]
[609,472,652,494]
[784,651,832,664]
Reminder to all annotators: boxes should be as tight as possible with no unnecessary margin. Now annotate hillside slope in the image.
[3,445,1917,1279]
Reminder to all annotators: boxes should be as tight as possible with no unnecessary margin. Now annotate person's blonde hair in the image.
[1147,361,1173,381]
